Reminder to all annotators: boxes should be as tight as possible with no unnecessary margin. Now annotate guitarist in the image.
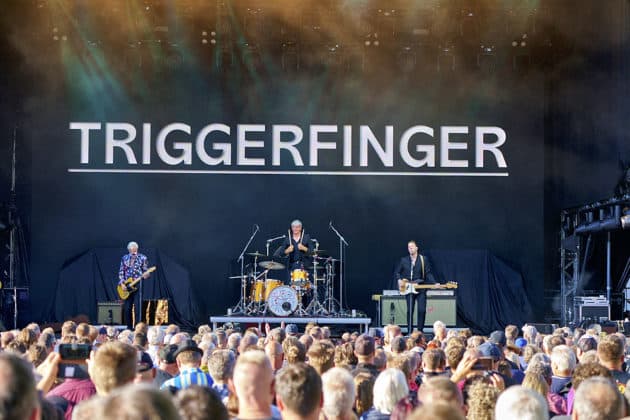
[394,240,435,334]
[118,241,151,327]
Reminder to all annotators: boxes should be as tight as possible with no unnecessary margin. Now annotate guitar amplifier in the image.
[97,301,123,325]
[380,293,457,328]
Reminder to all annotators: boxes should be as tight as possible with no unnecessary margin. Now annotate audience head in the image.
[174,385,229,420]
[372,368,409,415]
[89,341,138,395]
[265,340,283,371]
[597,334,625,369]
[96,383,180,419]
[0,352,41,420]
[550,344,576,376]
[353,371,375,417]
[275,363,323,420]
[573,376,625,420]
[494,386,549,420]
[306,340,335,375]
[232,350,274,416]
[419,376,464,409]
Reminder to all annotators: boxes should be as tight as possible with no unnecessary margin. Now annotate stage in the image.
[209,316,372,333]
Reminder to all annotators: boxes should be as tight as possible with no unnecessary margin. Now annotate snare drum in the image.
[250,280,265,303]
[290,269,311,290]
[264,279,282,301]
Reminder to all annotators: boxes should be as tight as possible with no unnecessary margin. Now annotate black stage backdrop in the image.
[23,70,543,331]
[6,1,630,331]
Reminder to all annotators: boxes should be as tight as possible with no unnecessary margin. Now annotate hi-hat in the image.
[259,260,286,270]
[247,251,266,258]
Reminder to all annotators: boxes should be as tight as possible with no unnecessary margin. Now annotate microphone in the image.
[267,235,286,243]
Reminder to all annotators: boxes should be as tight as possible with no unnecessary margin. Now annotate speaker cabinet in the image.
[97,301,123,325]
[425,292,457,326]
[380,293,456,328]
[380,296,418,327]
[579,305,610,322]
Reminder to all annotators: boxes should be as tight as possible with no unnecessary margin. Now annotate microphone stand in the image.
[265,235,285,257]
[329,222,349,315]
[231,225,259,315]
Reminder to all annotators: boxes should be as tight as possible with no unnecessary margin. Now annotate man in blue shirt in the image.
[161,339,213,391]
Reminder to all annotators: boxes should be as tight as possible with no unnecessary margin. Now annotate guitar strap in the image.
[421,255,425,280]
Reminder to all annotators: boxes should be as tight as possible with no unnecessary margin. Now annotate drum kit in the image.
[230,249,341,316]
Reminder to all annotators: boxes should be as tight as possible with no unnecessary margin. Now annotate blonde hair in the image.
[90,341,137,395]
[521,372,549,398]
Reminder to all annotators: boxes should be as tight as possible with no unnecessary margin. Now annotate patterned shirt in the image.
[160,367,214,391]
[118,253,148,284]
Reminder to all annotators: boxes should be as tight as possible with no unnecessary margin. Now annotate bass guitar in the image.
[117,266,156,300]
[399,280,458,295]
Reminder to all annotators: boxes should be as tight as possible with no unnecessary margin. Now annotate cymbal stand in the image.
[322,259,340,315]
[247,268,268,315]
[305,256,328,315]
[231,224,260,315]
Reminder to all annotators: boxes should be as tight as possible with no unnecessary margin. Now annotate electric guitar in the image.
[399,280,458,295]
[117,266,156,300]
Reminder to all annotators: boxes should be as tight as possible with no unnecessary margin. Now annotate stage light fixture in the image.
[477,44,497,74]
[437,42,456,72]
[397,45,416,73]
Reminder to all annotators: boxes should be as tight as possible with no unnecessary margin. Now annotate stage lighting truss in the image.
[560,196,630,326]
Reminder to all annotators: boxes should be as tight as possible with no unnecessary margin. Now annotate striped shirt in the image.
[160,367,214,390]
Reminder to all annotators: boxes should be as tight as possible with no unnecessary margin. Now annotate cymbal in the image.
[259,260,286,270]
[310,249,327,255]
[229,275,248,279]
[304,265,325,271]
[247,251,266,258]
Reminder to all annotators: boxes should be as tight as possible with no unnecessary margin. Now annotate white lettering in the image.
[106,123,137,165]
[359,126,393,167]
[237,124,265,166]
[196,123,232,165]
[272,125,303,166]
[475,126,507,168]
[156,123,192,165]
[400,126,435,168]
[440,126,469,168]
[309,125,337,166]
[343,125,352,167]
[142,123,151,164]
[70,122,101,164]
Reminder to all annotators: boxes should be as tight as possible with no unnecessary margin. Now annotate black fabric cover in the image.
[54,248,199,329]
[425,249,534,334]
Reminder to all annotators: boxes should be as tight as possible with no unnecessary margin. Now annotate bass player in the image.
[394,240,435,334]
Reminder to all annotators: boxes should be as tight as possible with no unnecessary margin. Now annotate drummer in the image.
[274,219,312,281]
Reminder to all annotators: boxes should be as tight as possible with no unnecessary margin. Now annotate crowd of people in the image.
[1,319,630,419]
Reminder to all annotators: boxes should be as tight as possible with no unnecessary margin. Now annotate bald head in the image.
[265,341,283,371]
[233,350,275,418]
